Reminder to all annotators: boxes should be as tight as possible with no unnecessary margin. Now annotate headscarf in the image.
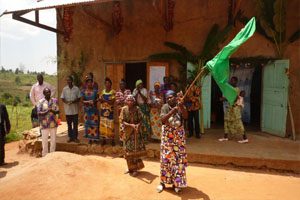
[120,79,126,85]
[125,94,136,103]
[154,81,160,87]
[135,79,143,87]
[85,74,93,82]
[43,87,51,94]
[165,90,175,98]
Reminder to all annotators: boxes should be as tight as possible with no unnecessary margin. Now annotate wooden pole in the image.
[288,99,296,140]
[182,67,206,99]
[199,92,204,134]
[183,67,206,134]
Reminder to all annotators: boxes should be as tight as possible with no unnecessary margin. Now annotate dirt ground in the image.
[0,142,300,200]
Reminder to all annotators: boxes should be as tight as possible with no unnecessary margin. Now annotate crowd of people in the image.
[0,72,248,193]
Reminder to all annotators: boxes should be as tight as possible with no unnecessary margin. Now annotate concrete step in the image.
[31,140,300,173]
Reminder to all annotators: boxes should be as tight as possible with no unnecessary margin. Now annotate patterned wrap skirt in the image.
[160,125,187,188]
[224,105,245,136]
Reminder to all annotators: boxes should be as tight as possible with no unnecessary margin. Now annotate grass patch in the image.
[5,105,33,143]
[0,72,57,104]
[0,72,57,142]
[6,132,23,143]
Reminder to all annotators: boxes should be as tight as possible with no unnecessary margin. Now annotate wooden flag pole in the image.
[199,90,205,134]
[182,67,206,134]
[182,67,206,99]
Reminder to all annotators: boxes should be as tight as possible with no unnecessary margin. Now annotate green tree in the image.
[13,96,21,106]
[1,93,13,105]
[2,93,12,100]
[149,24,232,86]
[239,0,300,58]
[15,76,21,85]
[15,68,19,74]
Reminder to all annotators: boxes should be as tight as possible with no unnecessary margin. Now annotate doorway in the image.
[125,62,147,91]
[210,60,262,130]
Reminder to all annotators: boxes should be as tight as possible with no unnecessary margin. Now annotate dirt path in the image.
[0,142,300,200]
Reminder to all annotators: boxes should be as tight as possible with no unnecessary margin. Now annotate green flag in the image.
[205,17,256,105]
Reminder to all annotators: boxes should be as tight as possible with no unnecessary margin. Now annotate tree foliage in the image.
[148,24,233,86]
[239,0,299,58]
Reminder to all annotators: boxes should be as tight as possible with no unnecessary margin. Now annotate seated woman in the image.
[119,95,146,177]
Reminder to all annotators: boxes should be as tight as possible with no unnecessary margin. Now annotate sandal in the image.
[156,183,165,193]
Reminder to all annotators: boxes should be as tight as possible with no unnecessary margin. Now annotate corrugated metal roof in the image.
[2,0,117,15]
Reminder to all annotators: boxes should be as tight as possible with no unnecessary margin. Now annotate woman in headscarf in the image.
[218,76,248,143]
[116,79,131,112]
[149,82,164,140]
[82,72,98,91]
[157,90,188,193]
[119,95,146,176]
[132,79,151,142]
[115,79,131,143]
[99,77,116,146]
[81,76,99,144]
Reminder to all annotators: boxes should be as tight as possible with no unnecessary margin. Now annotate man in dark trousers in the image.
[185,77,201,138]
[0,103,11,166]
[60,76,81,143]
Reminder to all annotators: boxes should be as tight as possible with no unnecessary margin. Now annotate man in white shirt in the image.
[30,74,56,128]
[60,76,81,143]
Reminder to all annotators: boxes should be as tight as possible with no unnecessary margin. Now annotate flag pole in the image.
[182,67,206,99]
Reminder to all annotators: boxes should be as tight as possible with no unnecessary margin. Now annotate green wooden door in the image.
[187,62,211,129]
[261,60,289,137]
[201,74,211,128]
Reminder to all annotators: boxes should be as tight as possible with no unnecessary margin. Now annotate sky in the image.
[0,0,57,74]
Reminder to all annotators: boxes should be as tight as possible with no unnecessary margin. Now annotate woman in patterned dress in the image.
[132,79,151,142]
[218,77,248,143]
[149,82,164,140]
[116,79,131,112]
[119,95,146,176]
[116,79,131,143]
[81,77,99,144]
[157,90,188,193]
[99,77,116,146]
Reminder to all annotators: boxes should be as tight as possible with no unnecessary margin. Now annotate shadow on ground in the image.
[164,186,211,200]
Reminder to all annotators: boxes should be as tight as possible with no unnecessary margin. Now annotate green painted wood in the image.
[187,62,211,129]
[261,60,289,137]
[201,74,211,128]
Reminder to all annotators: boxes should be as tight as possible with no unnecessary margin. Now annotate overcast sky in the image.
[0,0,57,74]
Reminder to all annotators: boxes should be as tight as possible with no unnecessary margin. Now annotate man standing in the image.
[0,103,11,166]
[61,76,81,143]
[185,77,201,138]
[30,74,56,128]
[37,88,59,157]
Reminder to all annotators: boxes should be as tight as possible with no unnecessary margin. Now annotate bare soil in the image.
[0,142,299,200]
